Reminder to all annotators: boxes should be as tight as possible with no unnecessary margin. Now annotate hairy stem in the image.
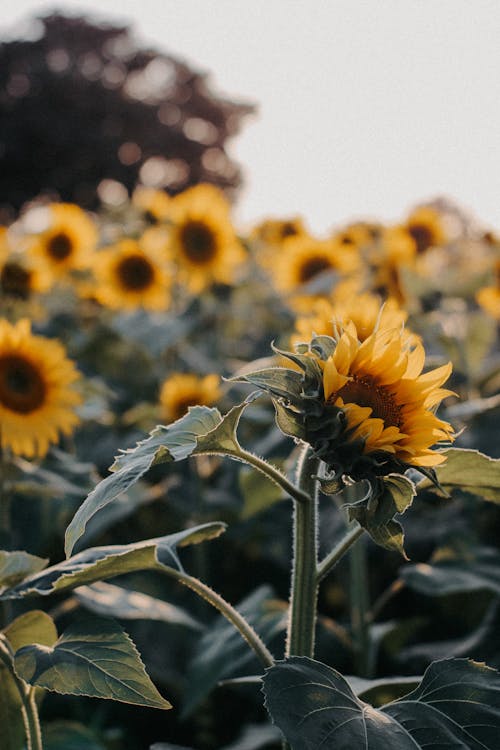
[350,535,371,677]
[0,635,43,750]
[226,447,310,505]
[163,568,274,669]
[286,445,320,658]
[317,522,365,583]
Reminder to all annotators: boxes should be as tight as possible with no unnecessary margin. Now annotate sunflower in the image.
[271,236,360,295]
[331,221,382,250]
[321,320,454,467]
[476,259,500,320]
[132,186,171,223]
[159,373,221,423]
[90,238,171,311]
[27,203,98,278]
[0,319,81,457]
[292,290,411,349]
[167,184,245,292]
[250,216,308,247]
[405,206,446,254]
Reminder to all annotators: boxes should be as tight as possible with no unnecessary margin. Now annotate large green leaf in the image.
[14,616,171,709]
[0,550,48,591]
[1,524,226,600]
[263,656,500,749]
[65,404,248,556]
[75,582,203,630]
[401,545,500,597]
[182,586,286,717]
[419,448,500,501]
[3,610,58,651]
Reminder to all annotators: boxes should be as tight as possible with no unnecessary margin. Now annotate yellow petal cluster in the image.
[159,373,221,423]
[0,319,81,457]
[321,319,454,467]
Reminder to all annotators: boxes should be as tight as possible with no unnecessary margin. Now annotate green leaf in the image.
[401,545,500,596]
[345,475,415,557]
[221,722,282,750]
[75,582,203,630]
[263,656,500,749]
[1,523,226,600]
[65,404,247,556]
[43,721,106,750]
[0,550,48,591]
[346,675,421,706]
[3,610,58,652]
[232,368,304,404]
[0,647,25,750]
[182,586,286,717]
[419,448,500,501]
[14,616,171,709]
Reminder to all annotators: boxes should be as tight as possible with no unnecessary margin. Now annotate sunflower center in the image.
[408,223,434,254]
[280,222,299,239]
[179,221,217,264]
[0,355,46,413]
[47,231,73,261]
[337,376,402,428]
[117,255,155,291]
[1,263,31,299]
[299,256,332,283]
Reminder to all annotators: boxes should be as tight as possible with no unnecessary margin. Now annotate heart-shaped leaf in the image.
[263,656,500,749]
[14,616,171,709]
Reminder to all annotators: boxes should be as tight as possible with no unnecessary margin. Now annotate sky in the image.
[2,0,500,234]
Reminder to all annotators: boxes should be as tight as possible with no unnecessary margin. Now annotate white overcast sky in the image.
[3,0,500,234]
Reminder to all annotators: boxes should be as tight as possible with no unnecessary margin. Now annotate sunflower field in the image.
[0,180,500,750]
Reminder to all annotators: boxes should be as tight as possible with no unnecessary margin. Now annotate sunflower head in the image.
[90,238,171,311]
[238,312,454,486]
[132,186,171,223]
[0,319,81,457]
[405,206,446,254]
[167,185,245,292]
[28,203,98,278]
[160,373,222,423]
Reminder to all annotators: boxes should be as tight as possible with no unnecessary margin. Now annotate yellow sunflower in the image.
[405,206,446,254]
[28,203,98,278]
[476,259,500,320]
[292,291,410,349]
[320,320,454,467]
[132,186,171,223]
[90,238,171,311]
[0,319,81,457]
[250,216,308,247]
[331,221,382,250]
[159,373,222,423]
[167,184,245,292]
[271,236,360,295]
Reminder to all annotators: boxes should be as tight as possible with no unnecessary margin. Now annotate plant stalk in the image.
[0,635,43,750]
[228,447,310,505]
[317,522,365,583]
[349,534,371,677]
[286,445,320,658]
[164,568,274,669]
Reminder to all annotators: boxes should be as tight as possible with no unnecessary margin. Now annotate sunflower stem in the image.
[316,522,365,583]
[162,567,274,669]
[349,533,371,678]
[228,447,310,505]
[0,635,43,750]
[286,445,320,659]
